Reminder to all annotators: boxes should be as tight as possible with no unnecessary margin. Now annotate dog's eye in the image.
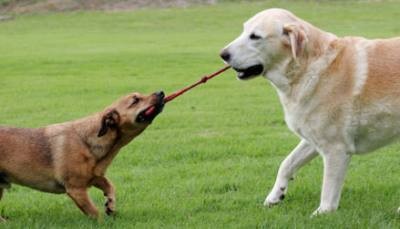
[282,29,289,36]
[249,33,262,40]
[131,96,140,105]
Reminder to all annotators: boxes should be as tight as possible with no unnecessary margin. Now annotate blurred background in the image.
[0,0,220,14]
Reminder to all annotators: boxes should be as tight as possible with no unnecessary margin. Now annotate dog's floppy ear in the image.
[283,23,308,61]
[98,109,120,137]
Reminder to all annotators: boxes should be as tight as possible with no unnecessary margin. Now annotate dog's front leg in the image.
[265,140,318,206]
[312,150,351,216]
[66,188,99,218]
[92,176,116,215]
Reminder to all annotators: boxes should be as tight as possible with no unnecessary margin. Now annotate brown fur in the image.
[0,91,164,220]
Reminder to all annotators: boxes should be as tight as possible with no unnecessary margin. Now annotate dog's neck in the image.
[266,25,338,104]
[72,113,147,162]
[70,114,119,159]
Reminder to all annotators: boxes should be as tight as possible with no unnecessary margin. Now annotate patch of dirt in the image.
[0,0,218,14]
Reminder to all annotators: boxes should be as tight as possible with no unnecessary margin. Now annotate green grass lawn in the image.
[1,0,400,228]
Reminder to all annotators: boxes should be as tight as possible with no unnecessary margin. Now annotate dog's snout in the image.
[155,91,165,99]
[220,50,231,62]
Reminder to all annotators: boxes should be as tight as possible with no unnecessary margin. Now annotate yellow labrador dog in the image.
[0,91,164,221]
[220,8,400,215]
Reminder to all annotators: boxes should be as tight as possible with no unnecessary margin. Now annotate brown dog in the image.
[0,91,165,220]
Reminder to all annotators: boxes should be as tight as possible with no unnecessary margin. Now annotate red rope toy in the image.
[145,65,231,116]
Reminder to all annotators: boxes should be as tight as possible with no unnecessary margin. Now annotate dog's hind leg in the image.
[91,176,116,215]
[264,139,318,207]
[66,188,99,218]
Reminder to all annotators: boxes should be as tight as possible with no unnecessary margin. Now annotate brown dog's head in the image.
[98,91,165,137]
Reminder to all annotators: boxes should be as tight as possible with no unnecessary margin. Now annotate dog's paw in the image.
[311,206,336,217]
[0,216,6,223]
[105,197,116,216]
[264,187,286,207]
[311,208,322,217]
[397,207,400,214]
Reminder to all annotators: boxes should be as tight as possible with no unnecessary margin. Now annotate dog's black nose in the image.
[220,50,231,62]
[155,91,165,99]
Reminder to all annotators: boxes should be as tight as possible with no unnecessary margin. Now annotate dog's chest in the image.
[279,97,353,150]
[279,95,319,137]
[284,111,302,135]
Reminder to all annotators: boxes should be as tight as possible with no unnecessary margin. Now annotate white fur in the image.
[221,8,400,215]
[353,41,369,96]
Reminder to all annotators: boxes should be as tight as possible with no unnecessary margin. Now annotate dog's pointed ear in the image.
[98,109,120,137]
[283,23,308,61]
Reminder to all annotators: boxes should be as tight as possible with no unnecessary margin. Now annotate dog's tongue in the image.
[144,106,156,116]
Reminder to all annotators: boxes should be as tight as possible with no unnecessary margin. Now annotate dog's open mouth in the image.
[136,91,165,123]
[136,92,165,124]
[136,103,164,123]
[234,64,264,80]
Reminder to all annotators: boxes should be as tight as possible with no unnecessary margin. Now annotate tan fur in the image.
[362,38,400,102]
[0,91,164,220]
